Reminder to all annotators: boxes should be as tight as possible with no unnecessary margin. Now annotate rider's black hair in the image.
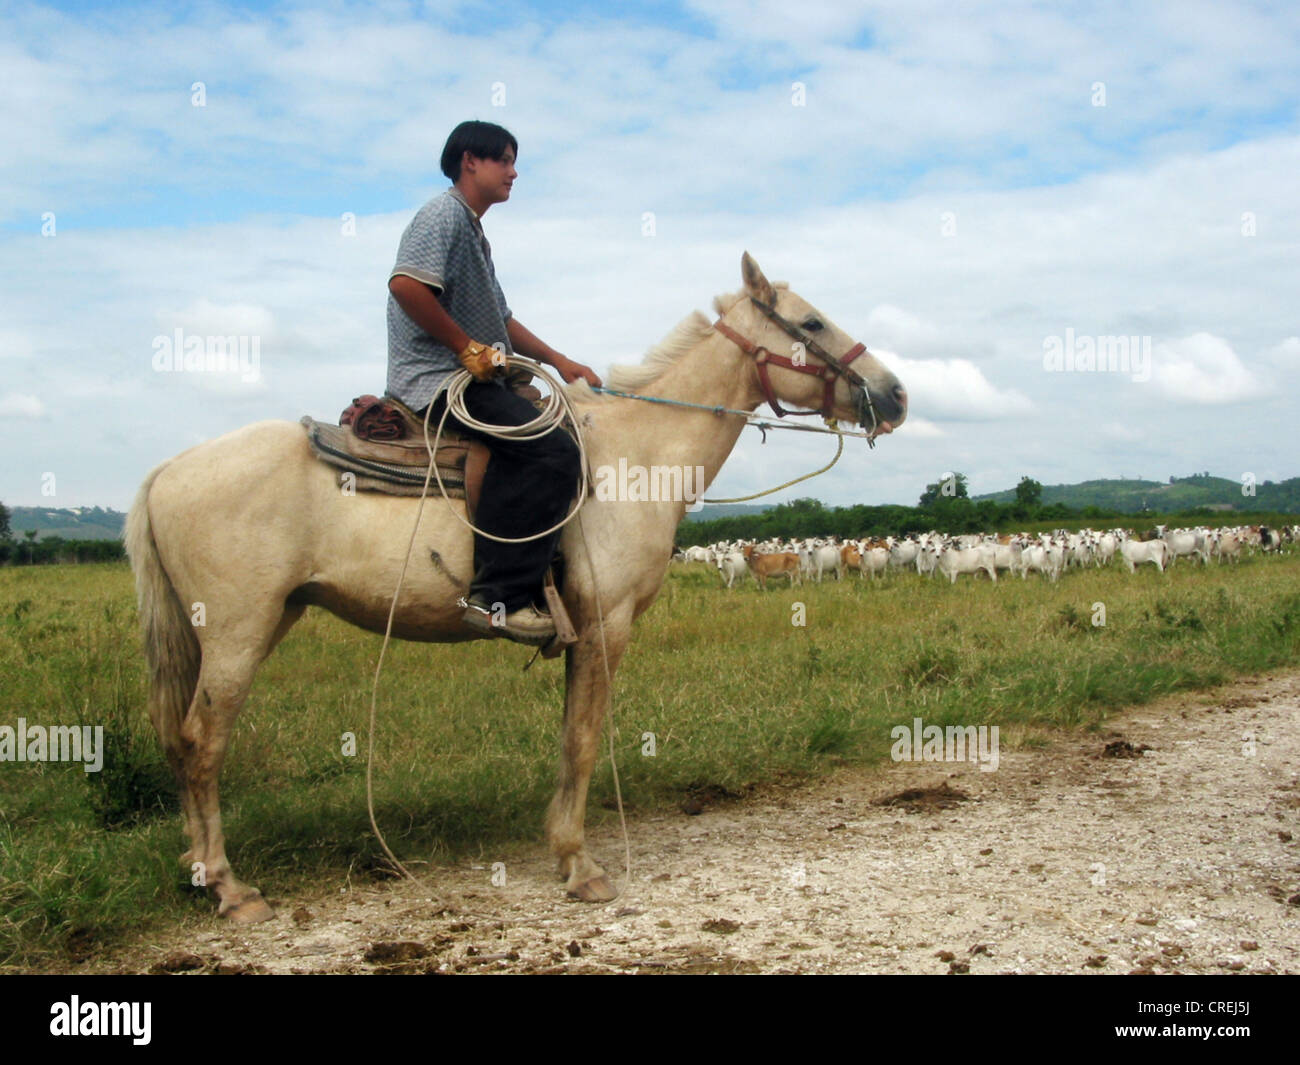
[440,121,518,182]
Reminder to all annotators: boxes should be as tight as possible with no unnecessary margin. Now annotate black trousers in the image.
[426,381,580,612]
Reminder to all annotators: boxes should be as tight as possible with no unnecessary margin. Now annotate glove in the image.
[458,339,505,383]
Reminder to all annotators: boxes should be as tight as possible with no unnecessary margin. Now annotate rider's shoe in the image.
[461,596,557,647]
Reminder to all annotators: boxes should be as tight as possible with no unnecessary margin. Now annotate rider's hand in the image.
[458,339,505,383]
[554,356,602,389]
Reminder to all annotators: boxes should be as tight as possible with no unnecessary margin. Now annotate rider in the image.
[386,120,602,646]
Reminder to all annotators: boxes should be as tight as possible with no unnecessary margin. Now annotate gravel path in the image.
[66,671,1300,975]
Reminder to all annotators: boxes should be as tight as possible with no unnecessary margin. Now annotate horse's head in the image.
[715,252,907,438]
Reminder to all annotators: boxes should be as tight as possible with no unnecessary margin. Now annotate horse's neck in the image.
[596,332,758,489]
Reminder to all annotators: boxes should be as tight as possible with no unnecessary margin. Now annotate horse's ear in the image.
[741,251,776,306]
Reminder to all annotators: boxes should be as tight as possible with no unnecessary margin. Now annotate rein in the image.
[588,386,875,441]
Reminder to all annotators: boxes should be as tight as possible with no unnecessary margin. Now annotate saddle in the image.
[301,393,490,509]
[301,376,590,515]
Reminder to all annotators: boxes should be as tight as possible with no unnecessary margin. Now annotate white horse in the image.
[125,253,907,921]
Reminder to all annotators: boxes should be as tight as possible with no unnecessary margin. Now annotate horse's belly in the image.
[303,493,481,642]
[292,579,477,642]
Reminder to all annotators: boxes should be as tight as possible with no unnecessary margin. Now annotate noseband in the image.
[712,297,880,439]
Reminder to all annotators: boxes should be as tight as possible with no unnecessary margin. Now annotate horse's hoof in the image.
[220,893,275,923]
[567,875,616,902]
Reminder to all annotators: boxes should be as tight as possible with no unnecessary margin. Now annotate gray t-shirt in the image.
[386,187,513,411]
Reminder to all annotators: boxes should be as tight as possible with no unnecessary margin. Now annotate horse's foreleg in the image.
[546,616,631,902]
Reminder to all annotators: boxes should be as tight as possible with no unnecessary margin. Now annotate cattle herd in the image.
[676,523,1297,588]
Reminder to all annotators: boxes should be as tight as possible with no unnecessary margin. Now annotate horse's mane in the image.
[566,282,787,402]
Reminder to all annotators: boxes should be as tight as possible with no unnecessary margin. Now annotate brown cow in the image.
[742,544,802,590]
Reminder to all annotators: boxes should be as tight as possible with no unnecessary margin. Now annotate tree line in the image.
[676,475,1294,547]
[0,502,127,565]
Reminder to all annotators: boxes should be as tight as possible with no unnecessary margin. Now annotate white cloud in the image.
[683,0,877,44]
[1151,333,1267,405]
[1260,336,1300,370]
[0,392,45,418]
[154,299,277,339]
[895,417,944,439]
[0,327,36,360]
[1098,421,1145,443]
[884,353,1034,421]
[863,304,946,353]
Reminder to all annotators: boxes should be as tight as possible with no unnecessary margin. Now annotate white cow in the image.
[1210,528,1242,563]
[716,551,749,588]
[1093,532,1117,567]
[859,546,890,580]
[1162,527,1209,566]
[1066,534,1093,570]
[917,541,940,577]
[889,539,920,571]
[992,542,1025,578]
[937,543,998,584]
[1022,543,1064,582]
[795,540,816,580]
[812,542,843,582]
[1121,538,1169,573]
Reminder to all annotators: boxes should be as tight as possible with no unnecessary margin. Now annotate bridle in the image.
[712,296,881,440]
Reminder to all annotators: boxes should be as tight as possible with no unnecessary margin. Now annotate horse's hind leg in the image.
[176,653,268,921]
[181,605,303,922]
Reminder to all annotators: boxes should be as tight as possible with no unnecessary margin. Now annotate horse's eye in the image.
[802,318,824,332]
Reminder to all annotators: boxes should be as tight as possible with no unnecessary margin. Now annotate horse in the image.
[125,252,908,921]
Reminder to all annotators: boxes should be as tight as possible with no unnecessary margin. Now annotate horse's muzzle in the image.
[860,382,907,433]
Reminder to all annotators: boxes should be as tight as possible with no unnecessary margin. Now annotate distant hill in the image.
[683,503,773,523]
[973,475,1300,514]
[7,506,127,541]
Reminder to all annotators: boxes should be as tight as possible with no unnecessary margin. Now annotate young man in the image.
[386,120,601,646]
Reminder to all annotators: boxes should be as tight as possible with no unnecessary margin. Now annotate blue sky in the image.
[2,0,1298,510]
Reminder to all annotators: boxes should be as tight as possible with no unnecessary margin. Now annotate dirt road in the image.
[74,672,1300,975]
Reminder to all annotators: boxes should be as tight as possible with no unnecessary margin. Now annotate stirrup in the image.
[539,568,577,658]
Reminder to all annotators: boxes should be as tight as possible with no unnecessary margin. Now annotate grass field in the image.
[2,552,1299,968]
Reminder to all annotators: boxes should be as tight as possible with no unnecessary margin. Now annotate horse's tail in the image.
[125,463,200,754]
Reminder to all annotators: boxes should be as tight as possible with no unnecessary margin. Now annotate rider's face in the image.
[464,149,516,205]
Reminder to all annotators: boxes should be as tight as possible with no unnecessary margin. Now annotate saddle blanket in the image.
[300,416,473,498]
